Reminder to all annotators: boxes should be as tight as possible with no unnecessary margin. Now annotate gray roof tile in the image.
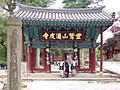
[13,4,114,22]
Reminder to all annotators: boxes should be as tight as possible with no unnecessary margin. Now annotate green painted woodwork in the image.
[58,25,66,31]
[29,41,99,48]
[22,19,113,49]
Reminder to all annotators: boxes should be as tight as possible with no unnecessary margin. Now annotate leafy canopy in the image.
[0,0,53,64]
[0,14,7,64]
[0,0,53,13]
[63,0,93,8]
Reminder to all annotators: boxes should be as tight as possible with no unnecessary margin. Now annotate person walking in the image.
[59,61,64,78]
[67,55,73,72]
[65,61,69,78]
[71,60,76,77]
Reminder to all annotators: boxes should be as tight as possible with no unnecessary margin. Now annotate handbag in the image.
[64,71,67,75]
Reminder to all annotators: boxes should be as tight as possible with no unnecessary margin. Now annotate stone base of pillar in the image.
[97,72,103,77]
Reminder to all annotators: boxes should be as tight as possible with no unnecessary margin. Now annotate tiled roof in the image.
[13,4,114,22]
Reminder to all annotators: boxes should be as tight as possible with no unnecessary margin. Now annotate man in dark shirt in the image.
[65,61,69,78]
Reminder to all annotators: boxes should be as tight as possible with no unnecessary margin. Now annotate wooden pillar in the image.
[78,48,80,71]
[44,47,51,73]
[74,47,79,72]
[7,17,22,90]
[49,53,51,73]
[44,48,46,70]
[27,46,31,73]
[89,48,91,70]
[21,25,24,62]
[100,26,103,72]
[25,47,28,62]
[33,48,35,71]
[31,48,35,73]
[112,47,114,58]
[89,47,95,73]
[91,47,96,73]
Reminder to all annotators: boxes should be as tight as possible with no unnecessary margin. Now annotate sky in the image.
[49,0,120,14]
[49,0,120,43]
[97,0,120,43]
[103,0,120,14]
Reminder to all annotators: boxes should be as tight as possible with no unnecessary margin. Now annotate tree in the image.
[0,14,7,64]
[0,0,53,14]
[63,0,104,8]
[0,0,16,14]
[51,48,63,62]
[109,19,120,47]
[0,0,53,65]
[21,0,53,7]
[63,0,93,8]
[96,48,105,61]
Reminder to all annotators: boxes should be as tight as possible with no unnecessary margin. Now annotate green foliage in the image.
[51,48,63,56]
[50,48,64,61]
[63,0,93,8]
[96,48,100,60]
[0,0,16,12]
[107,38,117,47]
[0,0,53,13]
[21,0,53,7]
[0,14,7,64]
[96,48,105,61]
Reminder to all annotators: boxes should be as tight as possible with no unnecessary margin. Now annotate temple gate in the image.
[13,4,115,73]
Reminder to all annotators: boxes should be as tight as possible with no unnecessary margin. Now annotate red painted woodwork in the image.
[77,49,80,71]
[25,47,28,62]
[49,53,51,73]
[89,47,96,73]
[100,26,103,72]
[89,48,92,70]
[33,48,50,72]
[79,68,91,71]
[91,47,96,73]
[21,25,24,62]
[33,48,35,71]
[34,68,45,71]
[112,47,114,58]
[27,46,31,73]
[44,48,46,70]
[31,48,35,73]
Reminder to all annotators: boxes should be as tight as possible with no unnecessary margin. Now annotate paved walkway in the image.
[1,61,120,90]
[103,61,120,75]
[21,72,118,79]
[23,81,120,90]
